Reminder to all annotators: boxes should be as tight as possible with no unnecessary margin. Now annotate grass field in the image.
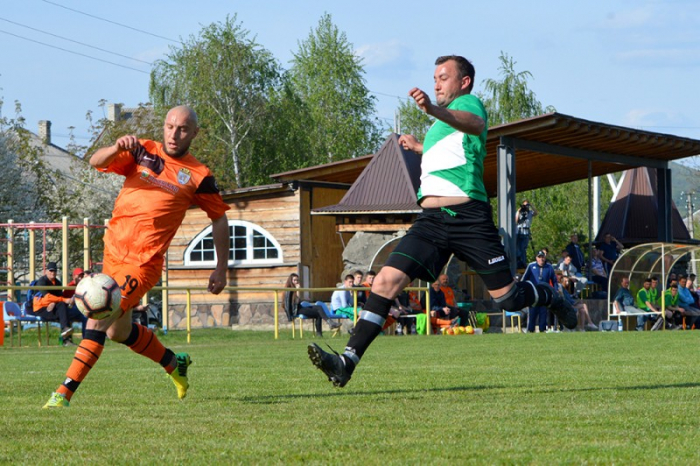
[1,328,699,464]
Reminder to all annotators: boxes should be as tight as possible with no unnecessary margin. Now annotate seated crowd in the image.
[613,273,700,330]
[284,245,700,336]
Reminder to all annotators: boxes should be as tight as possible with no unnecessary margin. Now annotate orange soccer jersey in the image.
[100,139,230,266]
[440,286,457,307]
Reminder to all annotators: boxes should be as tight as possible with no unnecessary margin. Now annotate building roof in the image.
[271,154,373,185]
[596,167,692,245]
[484,112,700,196]
[313,134,422,214]
[6,125,79,175]
[272,113,700,204]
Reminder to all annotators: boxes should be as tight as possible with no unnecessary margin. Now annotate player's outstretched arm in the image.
[90,135,139,169]
[407,87,485,136]
[207,215,229,294]
[398,134,423,154]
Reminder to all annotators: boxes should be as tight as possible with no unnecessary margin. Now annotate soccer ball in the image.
[74,273,122,320]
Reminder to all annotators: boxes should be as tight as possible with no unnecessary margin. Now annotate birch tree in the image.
[149,15,282,188]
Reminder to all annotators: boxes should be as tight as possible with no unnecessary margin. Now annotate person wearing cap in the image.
[62,268,90,342]
[521,250,558,333]
[28,262,74,343]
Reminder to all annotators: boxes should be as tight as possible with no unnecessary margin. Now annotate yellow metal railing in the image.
[3,284,431,343]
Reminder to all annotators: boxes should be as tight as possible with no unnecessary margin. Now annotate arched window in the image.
[184,220,283,266]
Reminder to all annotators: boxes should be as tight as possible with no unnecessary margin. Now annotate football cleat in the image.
[170,353,192,400]
[308,343,352,388]
[43,392,70,409]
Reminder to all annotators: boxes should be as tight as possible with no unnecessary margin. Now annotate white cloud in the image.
[616,47,700,67]
[355,40,408,68]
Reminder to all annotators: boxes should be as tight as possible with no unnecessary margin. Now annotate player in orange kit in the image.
[44,105,231,408]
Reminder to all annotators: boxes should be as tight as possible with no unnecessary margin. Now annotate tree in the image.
[479,53,615,260]
[394,98,432,142]
[0,133,44,222]
[480,51,555,126]
[149,15,284,188]
[0,100,53,221]
[289,13,382,163]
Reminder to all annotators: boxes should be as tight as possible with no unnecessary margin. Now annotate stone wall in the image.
[341,230,406,277]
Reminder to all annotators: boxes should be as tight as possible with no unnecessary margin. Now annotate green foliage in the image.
[149,15,285,188]
[480,51,555,126]
[289,13,382,163]
[520,180,613,260]
[394,97,433,141]
[3,329,700,463]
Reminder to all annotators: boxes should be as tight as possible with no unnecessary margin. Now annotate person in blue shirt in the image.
[598,233,624,276]
[522,250,558,332]
[565,233,586,273]
[677,275,700,328]
[331,275,359,319]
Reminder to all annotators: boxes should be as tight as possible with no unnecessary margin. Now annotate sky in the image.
[1,0,699,154]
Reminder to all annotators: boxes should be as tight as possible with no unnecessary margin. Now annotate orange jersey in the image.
[440,286,456,307]
[100,139,230,265]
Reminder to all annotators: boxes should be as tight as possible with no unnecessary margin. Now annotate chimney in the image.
[38,120,51,145]
[108,103,122,122]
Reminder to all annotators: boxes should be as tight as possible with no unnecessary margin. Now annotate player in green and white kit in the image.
[309,56,576,388]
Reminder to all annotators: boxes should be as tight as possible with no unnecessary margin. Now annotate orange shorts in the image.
[102,249,163,315]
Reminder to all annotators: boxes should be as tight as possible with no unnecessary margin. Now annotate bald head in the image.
[163,105,199,157]
[166,105,198,127]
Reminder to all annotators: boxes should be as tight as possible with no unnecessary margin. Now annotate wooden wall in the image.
[163,183,350,329]
[166,187,302,327]
[300,184,350,302]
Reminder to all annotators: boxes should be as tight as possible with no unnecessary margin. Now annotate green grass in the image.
[2,328,699,464]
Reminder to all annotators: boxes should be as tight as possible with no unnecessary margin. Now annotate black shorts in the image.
[384,200,513,290]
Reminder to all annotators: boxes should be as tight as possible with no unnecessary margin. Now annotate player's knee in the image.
[372,268,409,298]
[106,315,133,343]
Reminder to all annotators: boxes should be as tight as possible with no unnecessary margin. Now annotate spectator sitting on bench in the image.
[438,274,459,308]
[612,276,647,331]
[557,254,588,297]
[332,275,361,319]
[589,248,609,288]
[422,280,467,326]
[687,273,700,307]
[28,262,75,343]
[360,271,375,305]
[558,273,598,331]
[352,270,367,307]
[636,277,666,331]
[677,275,700,329]
[283,273,340,337]
[664,283,685,327]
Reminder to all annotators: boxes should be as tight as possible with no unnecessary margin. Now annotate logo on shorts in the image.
[177,168,191,185]
[488,255,505,265]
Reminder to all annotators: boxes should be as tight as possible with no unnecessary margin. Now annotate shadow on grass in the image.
[239,381,700,404]
[239,384,505,404]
